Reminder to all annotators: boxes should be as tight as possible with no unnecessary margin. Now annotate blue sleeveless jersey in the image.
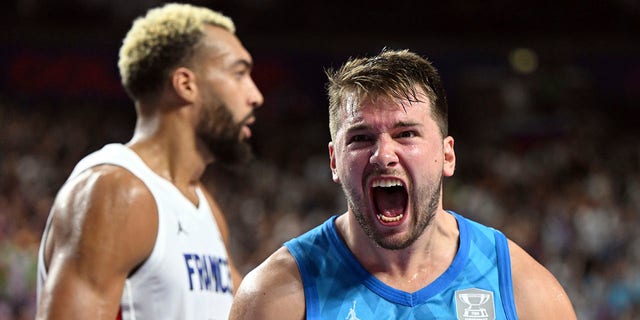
[284,211,518,319]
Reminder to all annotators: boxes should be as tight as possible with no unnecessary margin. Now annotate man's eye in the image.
[350,135,369,143]
[398,131,416,138]
[234,69,248,78]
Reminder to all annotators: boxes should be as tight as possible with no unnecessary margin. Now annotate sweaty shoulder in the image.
[46,164,158,274]
[229,246,305,320]
[508,239,577,319]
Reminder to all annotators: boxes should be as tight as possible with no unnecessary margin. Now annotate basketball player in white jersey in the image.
[35,3,263,319]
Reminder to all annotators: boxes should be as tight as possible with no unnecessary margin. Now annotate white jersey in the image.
[37,143,234,320]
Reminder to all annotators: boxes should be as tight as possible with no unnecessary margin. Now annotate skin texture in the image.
[229,90,576,319]
[36,24,263,319]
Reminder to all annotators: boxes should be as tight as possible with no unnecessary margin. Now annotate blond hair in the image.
[326,49,448,140]
[118,3,235,99]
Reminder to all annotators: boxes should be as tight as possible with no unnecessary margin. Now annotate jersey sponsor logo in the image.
[183,253,232,294]
[455,288,495,320]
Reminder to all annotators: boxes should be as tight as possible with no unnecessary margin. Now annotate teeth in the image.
[372,179,404,188]
[378,214,403,222]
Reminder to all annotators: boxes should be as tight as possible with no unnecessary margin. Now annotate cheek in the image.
[405,144,444,175]
[228,97,249,122]
[210,81,239,109]
[338,151,366,181]
[406,144,434,163]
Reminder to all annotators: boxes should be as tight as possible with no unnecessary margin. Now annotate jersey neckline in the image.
[325,211,470,307]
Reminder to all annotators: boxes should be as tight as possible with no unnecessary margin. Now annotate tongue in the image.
[373,187,407,217]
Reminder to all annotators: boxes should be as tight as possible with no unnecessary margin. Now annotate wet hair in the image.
[118,3,235,100]
[326,48,448,139]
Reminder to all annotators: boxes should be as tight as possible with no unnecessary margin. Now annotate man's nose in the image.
[249,78,264,108]
[369,136,399,168]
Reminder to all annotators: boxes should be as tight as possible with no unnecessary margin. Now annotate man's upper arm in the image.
[229,247,306,320]
[509,239,577,319]
[37,166,158,320]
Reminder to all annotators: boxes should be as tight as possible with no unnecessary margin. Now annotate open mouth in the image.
[241,125,252,140]
[239,114,255,140]
[371,178,408,225]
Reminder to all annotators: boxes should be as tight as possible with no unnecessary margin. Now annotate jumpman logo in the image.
[345,300,360,320]
[177,221,188,235]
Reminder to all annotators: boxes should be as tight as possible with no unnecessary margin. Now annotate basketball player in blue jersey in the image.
[35,3,263,319]
[230,49,576,319]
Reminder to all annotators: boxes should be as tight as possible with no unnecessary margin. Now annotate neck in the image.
[127,111,207,205]
[336,209,459,292]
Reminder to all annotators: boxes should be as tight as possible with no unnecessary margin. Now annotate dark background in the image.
[1,1,639,319]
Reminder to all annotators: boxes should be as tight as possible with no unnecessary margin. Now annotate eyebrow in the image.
[345,121,422,134]
[231,59,253,70]
[395,121,422,128]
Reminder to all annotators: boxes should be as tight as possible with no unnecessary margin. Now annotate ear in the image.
[328,141,340,183]
[171,67,198,103]
[443,136,456,177]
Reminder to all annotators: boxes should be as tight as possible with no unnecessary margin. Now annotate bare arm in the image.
[509,240,576,319]
[229,246,306,320]
[36,166,157,320]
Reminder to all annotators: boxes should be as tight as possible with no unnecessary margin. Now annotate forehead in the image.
[341,91,433,128]
[198,25,252,65]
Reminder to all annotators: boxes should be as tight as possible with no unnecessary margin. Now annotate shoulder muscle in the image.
[38,165,159,319]
[230,246,305,320]
[46,165,157,279]
[509,240,577,319]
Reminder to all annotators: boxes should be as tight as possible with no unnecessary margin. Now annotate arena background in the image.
[1,0,639,319]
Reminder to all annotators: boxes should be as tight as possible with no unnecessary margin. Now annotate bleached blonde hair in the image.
[118,3,235,100]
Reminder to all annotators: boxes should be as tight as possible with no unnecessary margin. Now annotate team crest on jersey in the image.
[455,288,495,320]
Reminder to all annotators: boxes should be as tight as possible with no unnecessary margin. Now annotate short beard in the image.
[196,101,254,168]
[347,174,442,250]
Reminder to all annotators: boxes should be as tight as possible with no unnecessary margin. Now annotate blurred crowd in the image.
[1,54,639,320]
